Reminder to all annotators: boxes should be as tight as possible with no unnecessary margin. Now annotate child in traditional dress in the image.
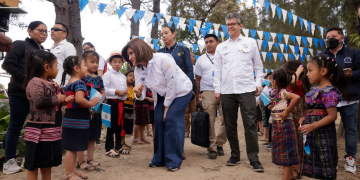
[61,56,101,180]
[23,51,74,180]
[76,51,105,171]
[269,68,301,180]
[259,72,272,146]
[299,54,347,180]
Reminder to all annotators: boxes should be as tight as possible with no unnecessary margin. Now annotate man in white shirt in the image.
[213,13,264,171]
[195,34,226,159]
[50,22,77,86]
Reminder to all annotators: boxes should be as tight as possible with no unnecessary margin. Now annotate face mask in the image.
[326,38,340,49]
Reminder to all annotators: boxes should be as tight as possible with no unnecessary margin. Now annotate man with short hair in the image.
[213,12,264,172]
[323,27,360,174]
[195,34,227,159]
[50,22,76,86]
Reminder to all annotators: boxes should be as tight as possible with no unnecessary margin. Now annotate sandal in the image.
[147,132,153,137]
[105,149,120,158]
[116,148,131,155]
[76,161,94,171]
[87,159,101,170]
[140,138,151,144]
[124,143,132,149]
[132,138,145,144]
[63,173,82,180]
[292,166,302,179]
[75,170,88,179]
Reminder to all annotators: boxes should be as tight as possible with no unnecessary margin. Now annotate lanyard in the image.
[206,53,214,64]
[164,42,178,55]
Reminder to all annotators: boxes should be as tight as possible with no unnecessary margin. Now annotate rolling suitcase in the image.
[191,107,210,148]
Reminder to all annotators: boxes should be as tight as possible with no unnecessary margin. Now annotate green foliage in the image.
[350,33,360,47]
[120,62,128,74]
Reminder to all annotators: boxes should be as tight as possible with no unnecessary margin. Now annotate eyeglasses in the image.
[34,29,48,34]
[51,27,66,32]
[226,23,240,27]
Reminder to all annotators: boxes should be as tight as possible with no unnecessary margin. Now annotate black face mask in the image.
[326,38,340,49]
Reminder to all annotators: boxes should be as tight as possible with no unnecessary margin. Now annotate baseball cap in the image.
[106,50,123,63]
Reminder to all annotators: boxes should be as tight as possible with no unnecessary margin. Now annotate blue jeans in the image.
[5,96,29,161]
[338,103,358,158]
[151,91,191,168]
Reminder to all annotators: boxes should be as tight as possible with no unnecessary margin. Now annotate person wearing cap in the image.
[122,38,192,172]
[102,51,128,157]
[50,22,77,86]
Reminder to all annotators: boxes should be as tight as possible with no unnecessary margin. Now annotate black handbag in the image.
[191,107,210,148]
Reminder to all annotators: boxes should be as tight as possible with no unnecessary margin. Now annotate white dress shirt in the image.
[51,39,77,85]
[98,55,106,70]
[213,35,264,94]
[103,68,128,100]
[195,53,215,92]
[135,53,192,107]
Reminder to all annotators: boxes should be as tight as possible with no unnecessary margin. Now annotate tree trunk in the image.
[48,0,83,56]
[171,0,177,16]
[151,0,160,39]
[130,0,141,37]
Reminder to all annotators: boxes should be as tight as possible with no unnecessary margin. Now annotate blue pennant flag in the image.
[278,53,283,62]
[154,44,160,51]
[98,3,107,13]
[289,54,294,60]
[167,21,173,27]
[267,52,272,62]
[313,38,319,48]
[284,44,289,53]
[304,48,308,56]
[319,39,324,49]
[250,29,257,39]
[217,31,221,38]
[227,34,230,39]
[298,17,303,29]
[263,40,268,51]
[264,31,270,41]
[101,103,111,128]
[302,36,308,46]
[300,55,305,62]
[137,10,145,20]
[151,17,156,26]
[253,0,256,8]
[277,33,283,43]
[80,0,89,12]
[192,44,199,53]
[294,46,299,55]
[195,55,199,60]
[221,25,227,37]
[133,13,140,24]
[264,0,270,13]
[152,38,159,45]
[200,28,207,38]
[314,48,318,55]
[172,16,180,28]
[288,12,293,25]
[179,42,185,46]
[324,28,327,34]
[268,69,271,73]
[116,7,127,19]
[140,36,145,40]
[276,6,282,20]
[290,35,296,45]
[187,25,194,33]
[155,13,162,22]
[307,21,311,33]
[274,42,279,50]
[189,19,196,27]
[205,22,213,33]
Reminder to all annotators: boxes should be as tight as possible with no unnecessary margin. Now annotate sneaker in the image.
[208,151,217,159]
[167,167,179,172]
[3,158,22,175]
[250,161,264,172]
[149,162,157,168]
[217,146,224,156]
[226,156,240,166]
[262,142,270,146]
[344,156,357,174]
[266,145,271,150]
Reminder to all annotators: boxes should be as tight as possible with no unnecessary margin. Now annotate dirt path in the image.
[1,111,359,180]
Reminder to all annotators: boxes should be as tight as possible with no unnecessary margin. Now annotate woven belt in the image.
[270,110,293,121]
[306,109,327,116]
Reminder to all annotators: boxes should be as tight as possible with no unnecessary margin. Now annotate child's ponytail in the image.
[61,56,83,88]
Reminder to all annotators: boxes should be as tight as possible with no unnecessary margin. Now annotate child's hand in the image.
[281,110,289,121]
[90,97,101,107]
[57,94,66,103]
[298,124,315,135]
[148,98,154,103]
[299,117,305,125]
[134,84,144,97]
[65,95,75,103]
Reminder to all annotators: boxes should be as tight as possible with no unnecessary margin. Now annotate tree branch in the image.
[199,0,222,27]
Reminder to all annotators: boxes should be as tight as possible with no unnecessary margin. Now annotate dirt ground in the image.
[1,111,359,180]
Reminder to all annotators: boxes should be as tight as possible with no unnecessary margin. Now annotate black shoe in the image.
[208,151,217,159]
[265,145,271,150]
[226,156,240,166]
[250,161,264,172]
[149,162,157,168]
[95,139,101,145]
[262,142,270,146]
[167,167,179,172]
[217,146,224,156]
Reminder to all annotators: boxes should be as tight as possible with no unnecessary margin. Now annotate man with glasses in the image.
[323,27,360,174]
[50,22,76,86]
[213,13,264,172]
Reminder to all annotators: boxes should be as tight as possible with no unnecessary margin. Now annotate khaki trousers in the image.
[185,97,196,134]
[202,91,227,152]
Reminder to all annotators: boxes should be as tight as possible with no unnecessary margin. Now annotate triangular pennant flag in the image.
[320,26,324,38]
[257,39,264,50]
[274,42,279,50]
[307,55,311,61]
[221,25,227,37]
[188,19,196,27]
[205,22,213,33]
[295,54,300,60]
[125,8,136,19]
[282,9,287,23]
[280,44,284,53]
[270,3,277,18]
[106,4,117,16]
[187,25,194,33]
[290,35,296,45]
[307,37,313,47]
[301,36,308,47]
[304,48,308,56]
[131,35,138,39]
[284,44,289,53]
[198,44,205,53]
[265,0,270,13]
[145,37,152,44]
[167,20,173,27]
[300,54,305,62]
[319,39,324,49]
[172,16,180,28]
[289,45,295,54]
[289,54,294,60]
[80,0,89,12]
[309,48,313,56]
[180,23,187,31]
[213,24,220,35]
[278,53,283,62]
[303,19,308,31]
[311,23,316,35]
[276,6,282,20]
[261,52,267,62]
[116,7,127,19]
[292,14,298,27]
[192,44,199,53]
[160,18,164,25]
[264,31,270,41]
[160,40,164,46]
[88,1,97,13]
[294,46,299,55]
[313,38,319,48]
[155,13,162,22]
[193,26,200,37]
[195,20,202,28]
[151,17,156,26]
[298,17,303,29]
[307,21,311,33]
[267,52,273,62]
[299,47,304,55]
[220,31,224,42]
[133,13,140,24]
[152,38,159,45]
[200,28,207,38]
[209,29,214,34]
[253,0,256,8]
[143,11,154,23]
[268,41,274,51]
[277,33,283,43]
[288,11,293,25]
[194,55,199,60]
[242,28,249,37]
[283,53,289,61]
[258,0,264,7]
[217,31,221,38]
[270,32,277,42]
[250,29,257,39]
[257,31,264,40]
[163,14,172,23]
[137,10,146,20]
[140,36,145,40]
[154,44,160,51]
[296,36,302,46]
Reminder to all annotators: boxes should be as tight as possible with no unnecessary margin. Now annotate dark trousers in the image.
[105,99,122,152]
[221,92,259,162]
[338,103,358,158]
[151,91,191,168]
[268,123,272,143]
[5,96,30,161]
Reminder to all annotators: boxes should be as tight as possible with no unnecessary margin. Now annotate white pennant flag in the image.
[289,45,295,54]
[125,8,137,19]
[307,37,313,47]
[258,0,265,7]
[270,32,277,42]
[320,27,324,38]
[283,34,290,44]
[311,23,316,35]
[220,31,224,42]
[257,31,264,40]
[292,14,298,27]
[296,36,302,46]
[193,26,200,37]
[88,1,98,14]
[268,41,274,51]
[242,28,249,37]
[160,19,165,25]
[106,4,117,16]
[299,47,304,55]
[145,37,152,44]
[307,55,311,60]
[196,20,202,28]
[284,53,289,61]
[309,49,313,56]
[209,29,214,34]
[160,40,164,47]
[295,54,299,60]
[213,24,220,35]
[163,14,172,23]
[280,44,284,53]
[257,39,263,50]
[282,9,287,23]
[303,19,308,31]
[143,11,154,23]
[180,23,187,31]
[261,52,267,62]
[177,17,186,29]
[270,4,277,18]
[273,53,278,62]
[132,35,138,39]
[198,45,205,53]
